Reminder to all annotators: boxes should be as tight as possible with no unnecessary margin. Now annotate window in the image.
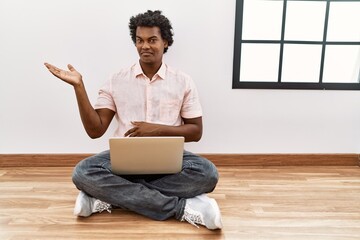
[232,0,360,90]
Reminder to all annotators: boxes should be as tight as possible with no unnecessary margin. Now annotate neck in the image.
[139,61,162,80]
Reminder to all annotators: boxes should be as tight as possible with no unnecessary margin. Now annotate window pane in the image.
[242,0,283,40]
[284,1,326,41]
[323,45,360,83]
[282,44,322,83]
[327,2,360,41]
[240,43,279,82]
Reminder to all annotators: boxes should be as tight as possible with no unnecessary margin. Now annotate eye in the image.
[136,39,143,44]
[149,38,157,44]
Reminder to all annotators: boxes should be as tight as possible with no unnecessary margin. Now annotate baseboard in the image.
[0,153,359,167]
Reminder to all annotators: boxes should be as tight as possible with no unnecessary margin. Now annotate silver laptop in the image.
[109,136,184,175]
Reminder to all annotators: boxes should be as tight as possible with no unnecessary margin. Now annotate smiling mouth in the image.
[141,52,153,56]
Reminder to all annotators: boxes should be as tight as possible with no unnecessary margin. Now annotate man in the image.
[44,10,222,230]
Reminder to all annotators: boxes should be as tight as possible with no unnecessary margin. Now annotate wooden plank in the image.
[0,154,92,167]
[202,154,360,166]
[1,166,360,239]
[0,153,359,167]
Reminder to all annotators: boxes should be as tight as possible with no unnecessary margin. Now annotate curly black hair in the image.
[129,10,174,53]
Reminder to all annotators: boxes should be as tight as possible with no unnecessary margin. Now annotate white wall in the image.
[1,0,360,154]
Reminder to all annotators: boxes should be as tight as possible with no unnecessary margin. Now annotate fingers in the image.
[44,62,55,71]
[131,121,143,126]
[124,126,138,137]
[44,62,60,72]
[44,62,62,76]
[67,64,76,72]
[44,62,75,74]
[124,121,144,137]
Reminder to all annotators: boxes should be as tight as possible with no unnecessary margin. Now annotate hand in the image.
[44,62,82,87]
[124,121,162,137]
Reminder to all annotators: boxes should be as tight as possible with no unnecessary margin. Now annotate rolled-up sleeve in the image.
[181,78,203,119]
[94,77,116,112]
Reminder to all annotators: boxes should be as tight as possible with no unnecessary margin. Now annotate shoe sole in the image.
[197,194,223,230]
[208,198,223,229]
[74,191,90,217]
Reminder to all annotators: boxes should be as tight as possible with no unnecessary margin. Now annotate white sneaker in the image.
[181,194,223,230]
[73,191,112,217]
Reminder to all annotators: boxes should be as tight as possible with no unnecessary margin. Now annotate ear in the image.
[164,40,168,49]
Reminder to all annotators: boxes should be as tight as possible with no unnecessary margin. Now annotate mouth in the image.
[141,52,153,56]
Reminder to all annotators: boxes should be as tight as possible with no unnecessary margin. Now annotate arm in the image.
[124,117,203,142]
[44,63,115,138]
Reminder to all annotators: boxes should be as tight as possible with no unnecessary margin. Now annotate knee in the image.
[72,158,91,189]
[205,160,219,190]
[72,161,84,188]
[193,158,219,192]
[72,150,110,186]
[184,152,219,191]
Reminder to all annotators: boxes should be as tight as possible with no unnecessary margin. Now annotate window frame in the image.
[232,0,360,90]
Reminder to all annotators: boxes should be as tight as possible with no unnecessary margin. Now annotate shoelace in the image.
[181,206,204,228]
[94,200,112,214]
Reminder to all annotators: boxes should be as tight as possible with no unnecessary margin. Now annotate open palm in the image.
[44,63,82,86]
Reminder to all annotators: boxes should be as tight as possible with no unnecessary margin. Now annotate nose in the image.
[141,41,150,49]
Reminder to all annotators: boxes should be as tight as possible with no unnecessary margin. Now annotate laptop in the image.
[109,136,184,175]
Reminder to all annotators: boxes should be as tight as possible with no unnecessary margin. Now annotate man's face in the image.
[135,26,168,65]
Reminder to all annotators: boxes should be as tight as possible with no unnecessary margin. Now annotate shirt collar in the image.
[134,62,167,80]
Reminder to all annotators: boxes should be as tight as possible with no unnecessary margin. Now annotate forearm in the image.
[44,62,110,138]
[127,117,203,142]
[73,82,104,138]
[152,123,202,142]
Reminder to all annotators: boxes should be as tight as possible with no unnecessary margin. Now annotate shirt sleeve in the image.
[94,76,116,112]
[181,77,203,119]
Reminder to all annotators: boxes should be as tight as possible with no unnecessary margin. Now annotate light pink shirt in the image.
[94,62,202,137]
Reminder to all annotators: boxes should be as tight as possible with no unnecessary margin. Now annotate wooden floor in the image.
[1,166,360,240]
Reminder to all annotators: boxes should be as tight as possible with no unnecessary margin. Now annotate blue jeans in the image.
[72,150,219,221]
